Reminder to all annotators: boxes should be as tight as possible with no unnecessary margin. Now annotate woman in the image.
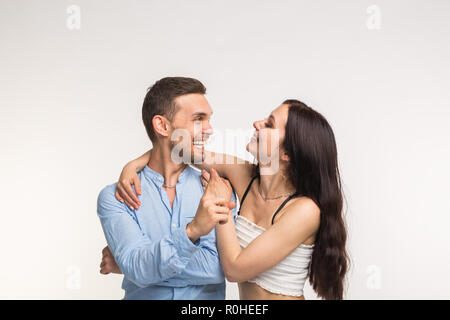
[115,99,349,300]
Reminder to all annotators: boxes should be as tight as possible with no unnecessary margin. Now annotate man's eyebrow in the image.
[192,112,212,117]
[269,114,275,121]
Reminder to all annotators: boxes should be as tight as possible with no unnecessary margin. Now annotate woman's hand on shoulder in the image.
[115,162,142,210]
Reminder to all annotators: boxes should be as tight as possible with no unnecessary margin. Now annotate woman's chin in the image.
[245,142,252,153]
[246,143,257,159]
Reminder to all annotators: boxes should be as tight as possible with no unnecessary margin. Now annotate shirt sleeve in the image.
[97,184,202,288]
[163,235,223,286]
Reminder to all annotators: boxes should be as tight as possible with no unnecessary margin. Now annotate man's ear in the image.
[152,115,170,138]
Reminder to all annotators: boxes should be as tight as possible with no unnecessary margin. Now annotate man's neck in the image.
[147,145,188,187]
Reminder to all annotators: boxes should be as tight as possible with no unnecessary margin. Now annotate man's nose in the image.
[203,121,213,136]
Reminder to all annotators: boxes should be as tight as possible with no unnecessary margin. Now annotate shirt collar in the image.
[143,164,191,187]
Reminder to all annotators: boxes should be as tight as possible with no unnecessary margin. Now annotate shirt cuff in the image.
[172,223,201,258]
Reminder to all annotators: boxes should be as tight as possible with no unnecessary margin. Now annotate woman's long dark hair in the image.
[282,99,349,300]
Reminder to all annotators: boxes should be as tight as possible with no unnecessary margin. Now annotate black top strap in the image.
[237,176,257,216]
[271,193,298,225]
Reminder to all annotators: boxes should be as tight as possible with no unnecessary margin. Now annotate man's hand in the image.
[100,246,122,275]
[200,169,210,191]
[200,168,233,200]
[186,169,235,242]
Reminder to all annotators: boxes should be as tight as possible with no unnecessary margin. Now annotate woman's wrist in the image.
[128,150,150,172]
[128,159,144,172]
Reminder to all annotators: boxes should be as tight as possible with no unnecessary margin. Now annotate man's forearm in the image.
[114,225,200,287]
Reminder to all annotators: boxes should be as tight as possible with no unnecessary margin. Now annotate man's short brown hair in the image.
[142,77,206,142]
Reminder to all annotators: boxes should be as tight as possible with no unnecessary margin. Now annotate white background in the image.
[0,0,449,299]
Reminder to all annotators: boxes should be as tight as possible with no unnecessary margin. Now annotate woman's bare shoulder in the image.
[267,196,321,247]
[276,196,321,228]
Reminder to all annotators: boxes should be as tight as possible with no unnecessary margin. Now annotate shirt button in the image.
[172,224,176,227]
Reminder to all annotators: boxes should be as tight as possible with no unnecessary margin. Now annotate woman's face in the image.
[246,104,290,165]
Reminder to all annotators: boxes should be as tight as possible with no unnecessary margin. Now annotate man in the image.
[97,77,236,299]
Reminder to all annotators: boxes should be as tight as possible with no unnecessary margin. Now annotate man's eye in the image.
[265,122,272,128]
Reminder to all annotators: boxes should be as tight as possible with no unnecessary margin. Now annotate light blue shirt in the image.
[97,164,236,300]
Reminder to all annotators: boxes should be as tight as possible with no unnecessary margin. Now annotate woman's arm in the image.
[195,150,255,198]
[115,150,151,209]
[198,150,248,177]
[216,197,321,283]
[116,148,255,209]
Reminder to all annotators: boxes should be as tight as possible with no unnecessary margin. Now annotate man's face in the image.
[169,93,213,164]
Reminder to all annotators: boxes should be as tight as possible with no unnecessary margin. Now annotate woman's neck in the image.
[258,166,295,199]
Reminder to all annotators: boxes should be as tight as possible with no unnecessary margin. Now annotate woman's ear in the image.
[281,151,290,162]
[152,115,170,138]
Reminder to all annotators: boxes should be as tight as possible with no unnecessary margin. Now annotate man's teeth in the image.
[193,141,205,146]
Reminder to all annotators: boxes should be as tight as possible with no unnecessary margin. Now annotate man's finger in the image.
[201,169,210,182]
[222,178,232,189]
[211,205,232,214]
[203,175,215,194]
[215,213,230,224]
[227,201,236,210]
[212,198,227,206]
[201,175,209,186]
[210,168,220,181]
[215,199,229,207]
